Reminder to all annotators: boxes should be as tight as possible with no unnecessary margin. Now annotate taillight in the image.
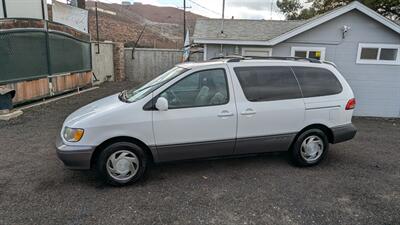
[345,98,356,110]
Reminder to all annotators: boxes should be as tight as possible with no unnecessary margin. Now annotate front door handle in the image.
[241,108,256,116]
[218,110,234,118]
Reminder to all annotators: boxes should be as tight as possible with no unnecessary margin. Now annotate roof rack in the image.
[248,56,322,63]
[210,56,322,63]
[321,60,337,68]
[209,55,244,61]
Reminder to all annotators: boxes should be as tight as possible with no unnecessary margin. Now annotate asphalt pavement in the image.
[0,81,399,225]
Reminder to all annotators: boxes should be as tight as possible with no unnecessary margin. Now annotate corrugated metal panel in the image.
[1,78,50,103]
[0,72,92,104]
[51,72,92,94]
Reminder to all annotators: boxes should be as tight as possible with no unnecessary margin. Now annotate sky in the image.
[50,0,285,20]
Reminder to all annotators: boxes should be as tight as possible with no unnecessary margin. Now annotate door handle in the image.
[241,108,256,116]
[218,110,234,117]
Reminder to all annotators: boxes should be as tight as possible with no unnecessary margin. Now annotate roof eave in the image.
[194,2,400,46]
[268,1,400,45]
[193,38,272,46]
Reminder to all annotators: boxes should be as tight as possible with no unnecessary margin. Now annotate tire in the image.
[290,129,329,167]
[96,142,148,186]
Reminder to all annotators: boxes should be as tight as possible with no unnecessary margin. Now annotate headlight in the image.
[63,127,84,142]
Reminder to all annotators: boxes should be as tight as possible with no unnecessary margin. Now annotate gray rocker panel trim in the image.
[155,139,235,163]
[234,133,297,155]
[154,133,297,163]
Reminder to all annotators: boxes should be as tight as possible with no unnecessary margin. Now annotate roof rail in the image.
[245,56,322,63]
[209,55,244,62]
[210,56,322,63]
[321,60,337,68]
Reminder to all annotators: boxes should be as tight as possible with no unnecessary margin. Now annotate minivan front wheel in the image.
[96,142,148,186]
[291,129,329,166]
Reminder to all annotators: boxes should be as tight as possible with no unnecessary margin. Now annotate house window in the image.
[357,43,400,65]
[291,47,326,60]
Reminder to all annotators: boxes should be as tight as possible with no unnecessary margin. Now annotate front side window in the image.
[234,66,302,102]
[292,67,343,98]
[160,69,229,109]
[121,66,188,103]
[291,47,326,60]
[357,43,400,65]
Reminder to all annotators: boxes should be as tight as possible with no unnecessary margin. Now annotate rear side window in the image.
[234,66,302,102]
[292,67,343,97]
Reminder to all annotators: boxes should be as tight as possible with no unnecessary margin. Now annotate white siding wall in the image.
[274,10,400,117]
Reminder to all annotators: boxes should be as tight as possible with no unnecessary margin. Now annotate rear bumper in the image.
[56,136,95,170]
[331,123,357,144]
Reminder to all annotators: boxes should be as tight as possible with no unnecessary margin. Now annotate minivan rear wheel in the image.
[291,129,329,166]
[96,142,148,186]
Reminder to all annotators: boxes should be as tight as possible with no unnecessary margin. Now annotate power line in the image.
[187,0,221,16]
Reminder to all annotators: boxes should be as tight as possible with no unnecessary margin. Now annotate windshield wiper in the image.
[118,90,129,102]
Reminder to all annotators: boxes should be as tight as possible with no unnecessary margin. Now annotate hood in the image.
[64,93,125,127]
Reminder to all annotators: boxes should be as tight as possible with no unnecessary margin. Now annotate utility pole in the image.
[183,0,186,48]
[95,1,100,54]
[221,0,225,34]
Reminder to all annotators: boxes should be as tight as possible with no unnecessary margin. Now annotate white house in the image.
[193,2,400,118]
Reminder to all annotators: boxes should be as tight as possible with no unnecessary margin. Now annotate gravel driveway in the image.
[0,82,399,225]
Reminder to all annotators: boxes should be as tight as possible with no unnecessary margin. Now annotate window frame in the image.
[291,46,326,61]
[145,68,230,110]
[356,43,400,65]
[233,66,303,102]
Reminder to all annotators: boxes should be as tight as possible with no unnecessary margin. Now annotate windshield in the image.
[121,66,188,103]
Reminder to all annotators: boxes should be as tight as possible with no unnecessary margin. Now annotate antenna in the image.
[270,0,274,20]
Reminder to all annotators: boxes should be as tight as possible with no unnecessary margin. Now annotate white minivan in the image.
[57,57,357,186]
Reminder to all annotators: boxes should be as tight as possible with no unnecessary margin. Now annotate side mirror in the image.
[155,97,168,111]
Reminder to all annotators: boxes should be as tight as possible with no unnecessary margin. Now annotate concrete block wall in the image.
[91,42,114,84]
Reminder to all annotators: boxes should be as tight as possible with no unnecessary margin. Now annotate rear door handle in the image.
[218,110,234,118]
[241,108,256,116]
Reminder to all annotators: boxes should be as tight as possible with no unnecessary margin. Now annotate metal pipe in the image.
[183,0,186,48]
[41,0,45,20]
[95,1,100,54]
[131,24,146,59]
[221,0,225,34]
[2,0,7,18]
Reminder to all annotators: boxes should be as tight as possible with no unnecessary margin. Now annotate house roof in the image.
[194,1,400,46]
[193,19,307,41]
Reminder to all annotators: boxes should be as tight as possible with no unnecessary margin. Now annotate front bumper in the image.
[331,123,357,144]
[56,136,95,170]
